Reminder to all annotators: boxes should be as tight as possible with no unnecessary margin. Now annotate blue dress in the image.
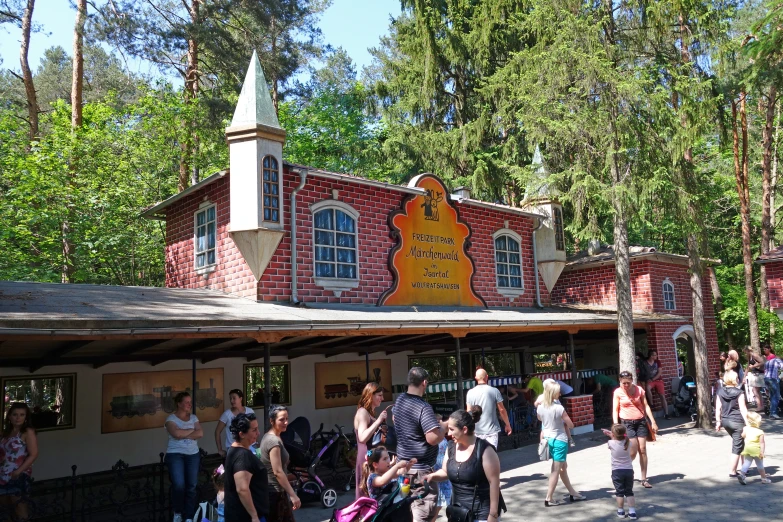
[435,439,452,507]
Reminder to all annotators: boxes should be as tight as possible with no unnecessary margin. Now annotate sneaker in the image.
[737,471,747,485]
[771,414,780,420]
[173,515,183,522]
[569,438,576,447]
[761,477,772,484]
[617,509,626,518]
[628,512,638,520]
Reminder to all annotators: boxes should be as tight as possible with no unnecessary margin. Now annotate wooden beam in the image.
[30,340,95,372]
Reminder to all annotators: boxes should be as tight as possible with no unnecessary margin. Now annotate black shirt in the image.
[224,446,269,521]
[718,386,744,423]
[447,438,494,519]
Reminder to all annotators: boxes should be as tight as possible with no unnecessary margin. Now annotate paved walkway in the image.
[297,417,783,521]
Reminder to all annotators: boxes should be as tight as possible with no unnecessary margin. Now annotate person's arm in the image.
[268,445,301,509]
[641,394,658,432]
[612,392,620,425]
[10,430,38,478]
[561,409,575,430]
[482,448,501,522]
[424,424,445,446]
[234,470,260,522]
[738,394,749,424]
[714,394,722,432]
[215,421,227,457]
[741,427,747,439]
[422,406,445,446]
[759,433,765,459]
[165,420,194,440]
[497,402,512,435]
[372,457,410,488]
[424,450,449,483]
[355,408,387,444]
[186,421,203,440]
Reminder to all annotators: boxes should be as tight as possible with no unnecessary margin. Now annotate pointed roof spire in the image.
[525,144,558,201]
[230,50,281,129]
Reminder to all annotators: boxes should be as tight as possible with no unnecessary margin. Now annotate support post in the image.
[192,358,197,410]
[366,352,370,382]
[455,338,464,410]
[264,343,271,430]
[481,346,486,368]
[569,332,580,394]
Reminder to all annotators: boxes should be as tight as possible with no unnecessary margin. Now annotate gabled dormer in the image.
[225,51,287,281]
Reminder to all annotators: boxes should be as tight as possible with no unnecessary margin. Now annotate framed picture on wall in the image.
[2,373,76,431]
[100,369,224,434]
[314,359,392,409]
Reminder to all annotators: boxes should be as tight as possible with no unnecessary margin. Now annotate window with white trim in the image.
[554,207,565,251]
[311,200,360,295]
[662,278,676,310]
[195,204,216,269]
[493,229,525,297]
[262,155,280,223]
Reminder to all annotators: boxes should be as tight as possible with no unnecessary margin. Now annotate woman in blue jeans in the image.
[164,392,203,522]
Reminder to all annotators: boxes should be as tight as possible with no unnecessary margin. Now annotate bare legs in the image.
[545,460,579,501]
[616,495,636,511]
[730,453,741,475]
[629,437,649,482]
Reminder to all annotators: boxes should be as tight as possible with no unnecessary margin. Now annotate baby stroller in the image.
[673,375,697,421]
[331,480,432,522]
[282,417,352,509]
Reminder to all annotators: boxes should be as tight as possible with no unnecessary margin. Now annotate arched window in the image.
[493,229,525,297]
[554,207,565,251]
[663,278,676,311]
[262,155,280,223]
[312,201,359,288]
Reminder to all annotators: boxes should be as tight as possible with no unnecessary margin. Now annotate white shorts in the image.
[477,432,499,449]
[747,373,765,388]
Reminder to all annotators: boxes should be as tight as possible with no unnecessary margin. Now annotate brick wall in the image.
[766,260,783,310]
[550,262,652,310]
[163,168,550,306]
[561,395,594,427]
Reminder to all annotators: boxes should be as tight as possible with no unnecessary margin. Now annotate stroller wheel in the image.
[321,488,338,509]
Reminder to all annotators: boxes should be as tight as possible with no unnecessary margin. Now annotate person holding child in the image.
[360,446,416,499]
[715,370,749,478]
[606,424,637,520]
[737,411,771,485]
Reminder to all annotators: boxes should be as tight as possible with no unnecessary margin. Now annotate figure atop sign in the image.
[379,174,486,307]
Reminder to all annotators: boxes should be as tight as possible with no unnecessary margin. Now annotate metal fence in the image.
[0,450,220,522]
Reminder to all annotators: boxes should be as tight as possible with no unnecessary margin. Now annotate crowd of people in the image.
[2,345,780,522]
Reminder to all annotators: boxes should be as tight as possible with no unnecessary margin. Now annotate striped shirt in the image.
[764,357,783,381]
[392,393,440,469]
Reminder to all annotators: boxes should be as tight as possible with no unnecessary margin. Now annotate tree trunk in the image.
[760,86,777,311]
[687,235,712,428]
[19,0,38,145]
[709,266,735,350]
[733,94,761,351]
[178,0,200,191]
[71,0,86,128]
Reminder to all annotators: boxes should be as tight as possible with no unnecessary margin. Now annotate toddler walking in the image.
[607,423,636,519]
[737,412,771,484]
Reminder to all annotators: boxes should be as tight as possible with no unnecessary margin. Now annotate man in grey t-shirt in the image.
[465,369,512,448]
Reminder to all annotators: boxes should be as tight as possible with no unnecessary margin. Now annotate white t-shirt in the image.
[219,407,255,450]
[165,414,200,455]
[465,384,504,435]
[538,402,568,443]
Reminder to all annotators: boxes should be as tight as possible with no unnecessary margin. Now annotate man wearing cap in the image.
[466,368,512,449]
[392,367,444,522]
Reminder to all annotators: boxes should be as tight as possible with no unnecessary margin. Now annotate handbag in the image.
[446,485,477,522]
[538,438,550,461]
[369,422,388,449]
[629,387,656,442]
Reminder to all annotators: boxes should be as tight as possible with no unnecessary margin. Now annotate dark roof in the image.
[565,244,719,271]
[756,245,783,264]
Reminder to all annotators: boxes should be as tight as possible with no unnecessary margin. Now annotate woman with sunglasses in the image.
[612,371,657,489]
[215,389,256,458]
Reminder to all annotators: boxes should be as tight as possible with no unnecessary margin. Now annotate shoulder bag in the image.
[538,437,550,461]
[368,422,387,449]
[629,387,656,442]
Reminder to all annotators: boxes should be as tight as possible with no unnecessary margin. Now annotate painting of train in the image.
[314,360,392,409]
[101,369,224,433]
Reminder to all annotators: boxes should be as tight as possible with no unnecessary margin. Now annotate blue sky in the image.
[0,0,400,78]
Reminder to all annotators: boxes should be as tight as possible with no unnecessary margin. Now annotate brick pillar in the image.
[561,395,594,435]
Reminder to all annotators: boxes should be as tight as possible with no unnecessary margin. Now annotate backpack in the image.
[330,496,378,522]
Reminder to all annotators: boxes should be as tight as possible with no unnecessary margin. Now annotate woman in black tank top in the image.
[425,409,502,522]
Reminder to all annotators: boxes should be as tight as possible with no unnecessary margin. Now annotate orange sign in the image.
[379,174,486,307]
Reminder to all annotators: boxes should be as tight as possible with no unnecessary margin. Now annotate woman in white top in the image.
[538,381,584,507]
[165,392,203,522]
[215,389,255,457]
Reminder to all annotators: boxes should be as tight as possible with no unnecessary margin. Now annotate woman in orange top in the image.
[613,371,657,489]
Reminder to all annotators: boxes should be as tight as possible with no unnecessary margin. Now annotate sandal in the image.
[640,480,652,488]
[545,499,566,507]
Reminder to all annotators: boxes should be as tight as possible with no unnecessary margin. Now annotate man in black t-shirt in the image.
[392,367,445,522]
[224,413,269,522]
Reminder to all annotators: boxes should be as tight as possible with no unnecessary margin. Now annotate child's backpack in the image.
[330,496,379,522]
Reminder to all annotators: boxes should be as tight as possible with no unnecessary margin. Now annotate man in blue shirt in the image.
[764,353,783,419]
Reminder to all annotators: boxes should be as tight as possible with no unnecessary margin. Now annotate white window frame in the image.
[310,200,360,296]
[492,228,525,298]
[261,154,282,225]
[554,207,565,251]
[194,202,217,274]
[662,278,676,311]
